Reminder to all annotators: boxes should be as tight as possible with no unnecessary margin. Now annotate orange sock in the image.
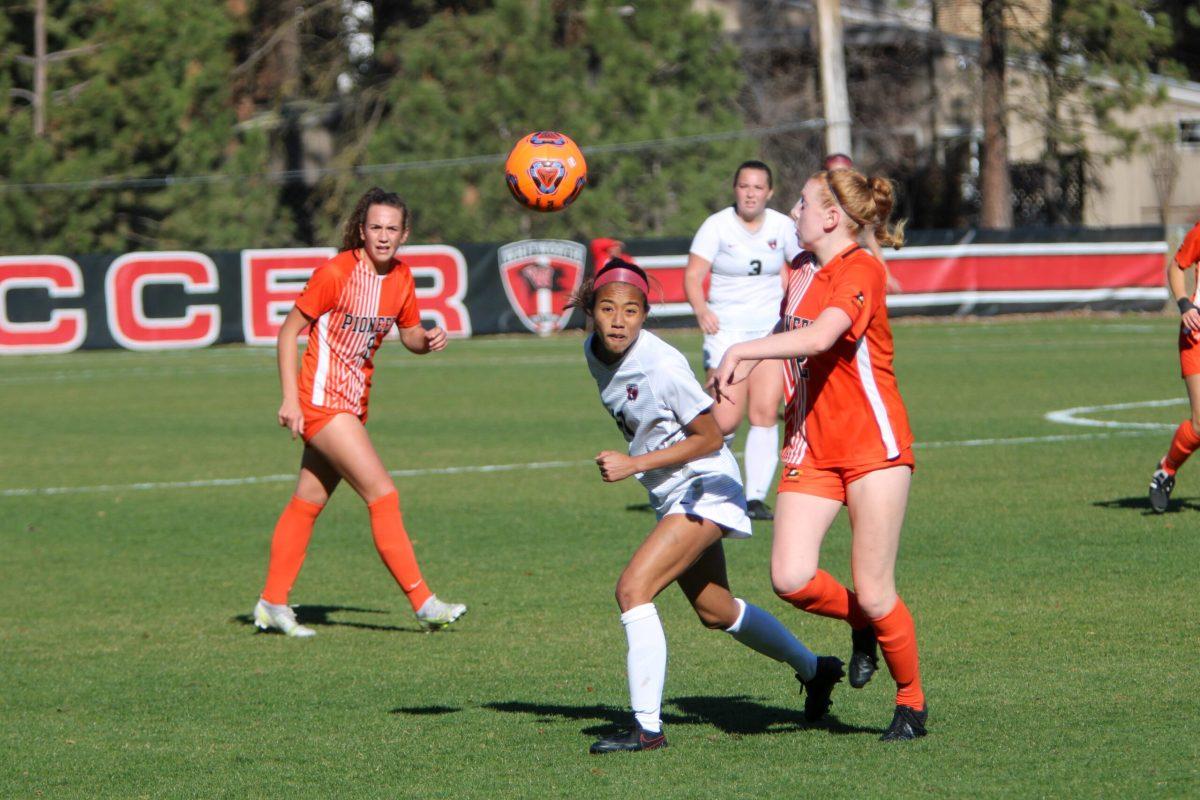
[1163,420,1200,474]
[778,569,870,629]
[261,496,324,605]
[872,596,924,710]
[368,491,433,612]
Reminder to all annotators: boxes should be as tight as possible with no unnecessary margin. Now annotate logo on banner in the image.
[498,239,585,335]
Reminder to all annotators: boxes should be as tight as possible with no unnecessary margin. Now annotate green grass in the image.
[2,314,1198,798]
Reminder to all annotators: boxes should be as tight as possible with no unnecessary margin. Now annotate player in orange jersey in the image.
[251,187,466,637]
[710,167,927,741]
[1149,219,1200,512]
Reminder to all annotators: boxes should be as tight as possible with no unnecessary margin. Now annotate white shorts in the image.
[703,327,775,371]
[654,471,751,539]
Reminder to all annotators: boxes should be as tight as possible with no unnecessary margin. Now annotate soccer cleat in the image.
[589,722,667,754]
[798,655,845,722]
[253,599,316,638]
[415,595,467,631]
[880,704,928,741]
[746,499,774,521]
[1149,467,1175,514]
[849,625,879,688]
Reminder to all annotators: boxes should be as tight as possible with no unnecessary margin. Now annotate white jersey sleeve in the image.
[648,346,713,428]
[689,211,726,263]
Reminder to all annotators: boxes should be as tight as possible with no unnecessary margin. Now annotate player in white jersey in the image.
[685,161,801,521]
[578,258,843,754]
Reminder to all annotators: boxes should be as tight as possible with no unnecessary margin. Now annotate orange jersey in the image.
[295,250,421,416]
[780,243,913,468]
[1175,220,1200,272]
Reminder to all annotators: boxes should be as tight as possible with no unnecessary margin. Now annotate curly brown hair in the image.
[341,187,410,252]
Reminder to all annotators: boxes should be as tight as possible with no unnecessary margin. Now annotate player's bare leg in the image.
[1150,373,1200,512]
[254,447,344,638]
[678,541,841,721]
[845,466,926,740]
[308,414,465,629]
[744,360,783,520]
[705,367,747,436]
[592,515,723,754]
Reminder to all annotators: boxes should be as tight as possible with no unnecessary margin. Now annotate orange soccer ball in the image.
[504,131,588,212]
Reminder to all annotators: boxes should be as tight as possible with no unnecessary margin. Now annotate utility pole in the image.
[816,0,852,157]
[34,0,47,137]
[980,0,1012,228]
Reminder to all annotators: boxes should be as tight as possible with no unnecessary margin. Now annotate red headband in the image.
[593,266,649,296]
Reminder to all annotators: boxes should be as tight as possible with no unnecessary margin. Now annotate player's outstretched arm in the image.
[399,324,447,354]
[712,306,851,393]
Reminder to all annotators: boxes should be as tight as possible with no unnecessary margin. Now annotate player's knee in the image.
[692,604,731,630]
[854,585,896,620]
[360,479,397,505]
[772,565,817,598]
[614,578,650,613]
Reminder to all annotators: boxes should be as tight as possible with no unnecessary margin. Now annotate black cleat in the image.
[589,722,667,754]
[746,499,774,521]
[849,625,879,688]
[1149,467,1175,513]
[880,704,928,741]
[798,656,844,722]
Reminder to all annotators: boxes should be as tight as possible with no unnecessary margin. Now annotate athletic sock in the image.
[872,596,924,710]
[726,598,818,681]
[743,424,780,502]
[367,491,433,612]
[261,495,324,605]
[778,569,871,629]
[1163,419,1200,473]
[621,603,666,734]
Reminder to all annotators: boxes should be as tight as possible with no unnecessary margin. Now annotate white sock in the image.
[725,598,818,681]
[620,603,666,733]
[743,425,779,502]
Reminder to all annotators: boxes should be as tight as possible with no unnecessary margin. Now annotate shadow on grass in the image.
[624,503,655,514]
[231,604,434,634]
[390,705,462,716]
[481,697,878,737]
[1092,495,1200,515]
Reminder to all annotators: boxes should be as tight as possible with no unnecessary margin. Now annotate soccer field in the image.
[2,314,1197,798]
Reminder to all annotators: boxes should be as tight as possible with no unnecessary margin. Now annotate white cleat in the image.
[415,595,467,631]
[253,599,316,638]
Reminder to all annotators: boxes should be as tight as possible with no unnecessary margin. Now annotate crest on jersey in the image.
[498,239,586,335]
[768,239,778,250]
[626,384,639,401]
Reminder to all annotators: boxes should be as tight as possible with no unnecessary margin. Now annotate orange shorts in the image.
[777,448,915,504]
[1180,328,1200,378]
[300,399,367,443]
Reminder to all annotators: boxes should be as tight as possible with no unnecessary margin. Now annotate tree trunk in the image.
[980,0,1012,229]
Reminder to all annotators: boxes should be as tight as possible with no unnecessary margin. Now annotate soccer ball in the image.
[504,131,588,212]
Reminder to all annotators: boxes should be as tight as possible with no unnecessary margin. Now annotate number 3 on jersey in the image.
[749,259,762,276]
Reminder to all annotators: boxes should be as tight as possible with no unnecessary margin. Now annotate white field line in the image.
[1044,398,1186,431]
[0,430,1163,498]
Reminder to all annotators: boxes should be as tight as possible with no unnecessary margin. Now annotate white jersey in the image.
[690,206,801,330]
[585,330,750,537]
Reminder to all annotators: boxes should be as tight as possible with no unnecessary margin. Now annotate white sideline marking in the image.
[0,431,1162,498]
[1044,398,1186,431]
[0,460,590,497]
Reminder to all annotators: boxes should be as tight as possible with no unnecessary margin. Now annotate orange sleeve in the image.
[1175,222,1200,270]
[295,261,346,320]
[827,257,884,340]
[394,266,421,329]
